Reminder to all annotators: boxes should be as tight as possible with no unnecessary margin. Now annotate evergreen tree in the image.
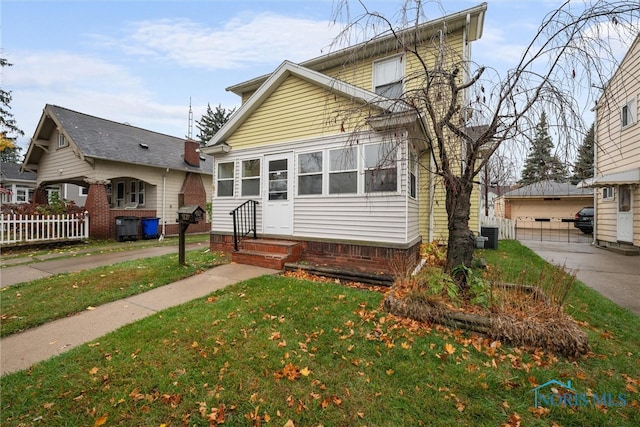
[570,123,595,184]
[519,112,568,185]
[0,58,24,163]
[195,103,236,145]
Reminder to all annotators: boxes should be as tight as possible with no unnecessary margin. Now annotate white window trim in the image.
[372,54,405,98]
[329,146,359,195]
[602,186,615,201]
[241,158,261,197]
[58,132,68,148]
[363,141,400,194]
[216,161,235,198]
[621,97,637,130]
[297,151,324,196]
[409,149,418,200]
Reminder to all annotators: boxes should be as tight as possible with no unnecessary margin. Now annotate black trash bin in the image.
[480,226,499,250]
[115,216,140,241]
[141,217,160,239]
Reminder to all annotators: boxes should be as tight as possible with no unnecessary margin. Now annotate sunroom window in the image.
[241,159,260,196]
[217,162,234,197]
[298,152,323,195]
[364,142,398,193]
[409,150,417,199]
[329,147,357,194]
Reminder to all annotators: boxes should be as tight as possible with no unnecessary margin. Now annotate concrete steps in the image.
[231,239,302,270]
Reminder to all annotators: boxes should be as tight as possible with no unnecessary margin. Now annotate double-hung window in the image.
[217,162,235,197]
[364,142,398,193]
[329,147,357,194]
[621,97,637,129]
[130,180,145,206]
[241,159,260,196]
[58,132,68,148]
[298,152,323,195]
[373,55,404,99]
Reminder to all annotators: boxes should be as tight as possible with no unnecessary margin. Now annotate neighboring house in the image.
[202,4,487,272]
[494,180,593,229]
[581,35,640,252]
[1,162,36,204]
[21,105,213,240]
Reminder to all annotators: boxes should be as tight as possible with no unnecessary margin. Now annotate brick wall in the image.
[85,183,111,239]
[209,232,421,275]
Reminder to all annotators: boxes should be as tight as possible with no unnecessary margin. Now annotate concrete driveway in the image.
[520,240,640,315]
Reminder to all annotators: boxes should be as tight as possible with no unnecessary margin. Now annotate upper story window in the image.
[621,97,637,129]
[329,147,357,194]
[373,55,404,99]
[58,132,68,148]
[298,152,323,195]
[217,162,235,197]
[241,159,261,196]
[364,142,398,193]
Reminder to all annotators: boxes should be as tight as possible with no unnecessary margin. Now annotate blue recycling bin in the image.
[141,217,160,239]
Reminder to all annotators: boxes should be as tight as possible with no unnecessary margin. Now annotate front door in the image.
[617,185,633,242]
[263,152,293,235]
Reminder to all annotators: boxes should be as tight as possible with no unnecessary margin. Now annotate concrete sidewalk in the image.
[520,240,640,315]
[0,263,278,375]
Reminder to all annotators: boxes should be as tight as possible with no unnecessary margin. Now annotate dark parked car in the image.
[574,206,594,234]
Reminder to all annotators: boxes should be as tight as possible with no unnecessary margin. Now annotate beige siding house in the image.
[582,35,640,252]
[203,4,487,272]
[494,180,593,230]
[22,105,213,240]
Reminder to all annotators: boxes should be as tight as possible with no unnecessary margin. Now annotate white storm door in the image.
[617,185,633,242]
[263,153,293,235]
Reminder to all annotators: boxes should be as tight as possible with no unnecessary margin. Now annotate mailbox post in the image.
[176,205,206,265]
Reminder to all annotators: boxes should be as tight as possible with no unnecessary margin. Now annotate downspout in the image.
[429,151,435,243]
[161,168,168,240]
[592,120,598,246]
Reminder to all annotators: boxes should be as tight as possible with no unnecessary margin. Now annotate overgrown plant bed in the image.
[384,287,589,357]
[384,241,590,358]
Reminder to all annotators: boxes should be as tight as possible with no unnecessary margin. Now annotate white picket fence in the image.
[0,212,89,245]
[480,215,515,240]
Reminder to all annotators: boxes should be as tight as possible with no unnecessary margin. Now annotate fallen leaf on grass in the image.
[93,415,107,426]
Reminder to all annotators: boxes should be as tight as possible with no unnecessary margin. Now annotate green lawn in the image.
[1,241,638,426]
[0,249,228,337]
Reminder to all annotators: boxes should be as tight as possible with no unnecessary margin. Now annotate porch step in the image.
[232,239,302,270]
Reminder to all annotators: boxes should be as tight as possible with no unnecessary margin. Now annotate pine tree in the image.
[570,123,594,184]
[519,112,567,185]
[0,58,24,163]
[195,103,236,145]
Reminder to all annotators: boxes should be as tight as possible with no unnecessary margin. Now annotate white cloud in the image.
[103,12,340,70]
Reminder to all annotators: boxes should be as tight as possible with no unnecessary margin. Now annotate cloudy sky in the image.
[1,0,633,155]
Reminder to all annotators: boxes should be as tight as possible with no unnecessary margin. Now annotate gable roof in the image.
[23,105,211,174]
[227,3,487,96]
[204,61,410,149]
[502,180,593,198]
[1,162,36,183]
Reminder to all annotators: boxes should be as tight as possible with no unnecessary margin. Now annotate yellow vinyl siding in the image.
[227,75,373,149]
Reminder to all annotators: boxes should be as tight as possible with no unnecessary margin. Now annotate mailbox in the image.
[177,205,205,224]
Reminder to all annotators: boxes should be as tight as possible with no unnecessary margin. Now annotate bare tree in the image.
[331,0,639,287]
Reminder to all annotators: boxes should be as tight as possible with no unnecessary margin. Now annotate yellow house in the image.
[582,35,640,253]
[203,4,487,271]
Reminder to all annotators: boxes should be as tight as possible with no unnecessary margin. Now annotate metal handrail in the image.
[229,200,258,251]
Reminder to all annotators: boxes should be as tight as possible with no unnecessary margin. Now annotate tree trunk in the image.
[444,175,475,286]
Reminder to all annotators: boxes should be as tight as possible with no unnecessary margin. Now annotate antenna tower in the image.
[188,97,193,140]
